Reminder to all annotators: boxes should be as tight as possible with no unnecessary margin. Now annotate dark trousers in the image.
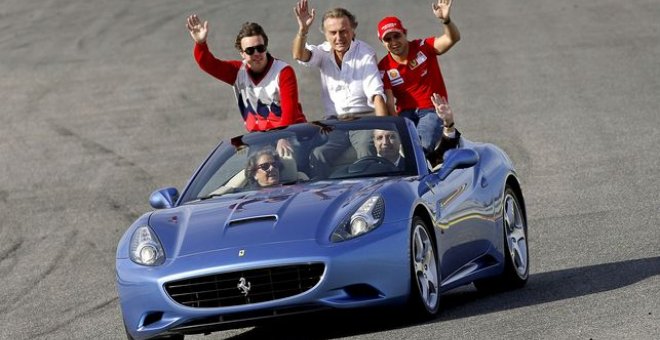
[311,129,375,178]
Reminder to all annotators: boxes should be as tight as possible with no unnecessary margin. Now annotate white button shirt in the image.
[299,39,385,118]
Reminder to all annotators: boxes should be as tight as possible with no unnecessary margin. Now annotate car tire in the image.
[408,216,440,316]
[475,186,529,292]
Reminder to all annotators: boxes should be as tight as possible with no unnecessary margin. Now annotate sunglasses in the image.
[243,44,267,56]
[256,161,279,172]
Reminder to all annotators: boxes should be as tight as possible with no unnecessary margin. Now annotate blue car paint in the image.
[116,116,525,340]
[117,220,412,339]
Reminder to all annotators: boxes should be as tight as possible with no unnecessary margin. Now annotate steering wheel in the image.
[348,156,397,174]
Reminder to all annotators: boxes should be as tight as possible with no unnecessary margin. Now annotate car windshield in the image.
[179,117,419,204]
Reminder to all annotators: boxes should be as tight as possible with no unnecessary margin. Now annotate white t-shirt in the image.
[299,39,385,118]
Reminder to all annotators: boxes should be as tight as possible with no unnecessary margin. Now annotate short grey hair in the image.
[320,7,358,31]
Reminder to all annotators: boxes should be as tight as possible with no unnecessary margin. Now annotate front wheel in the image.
[408,216,440,316]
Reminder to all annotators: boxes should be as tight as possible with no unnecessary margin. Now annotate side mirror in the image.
[149,187,179,209]
[437,148,479,181]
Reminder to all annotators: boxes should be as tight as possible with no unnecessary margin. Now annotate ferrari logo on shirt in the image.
[388,69,404,86]
[409,51,428,70]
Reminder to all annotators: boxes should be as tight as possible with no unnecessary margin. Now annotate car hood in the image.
[149,178,391,257]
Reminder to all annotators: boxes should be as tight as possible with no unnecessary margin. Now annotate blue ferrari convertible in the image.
[116,116,529,340]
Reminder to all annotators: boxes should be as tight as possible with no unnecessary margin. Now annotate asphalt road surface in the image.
[1,0,659,339]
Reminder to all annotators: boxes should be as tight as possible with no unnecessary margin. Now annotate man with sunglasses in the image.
[377,0,460,155]
[186,15,307,137]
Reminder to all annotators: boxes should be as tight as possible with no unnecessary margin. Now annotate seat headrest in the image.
[278,155,298,183]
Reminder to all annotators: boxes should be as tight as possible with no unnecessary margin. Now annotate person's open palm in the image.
[186,14,208,43]
[431,93,454,127]
[294,0,316,31]
[432,0,453,21]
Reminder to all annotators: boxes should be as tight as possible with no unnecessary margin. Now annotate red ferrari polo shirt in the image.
[379,37,448,112]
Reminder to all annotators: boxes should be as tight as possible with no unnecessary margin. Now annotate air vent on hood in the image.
[228,214,278,227]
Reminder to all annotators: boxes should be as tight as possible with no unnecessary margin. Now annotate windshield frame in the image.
[177,117,421,205]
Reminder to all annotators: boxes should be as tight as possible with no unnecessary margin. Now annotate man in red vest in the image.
[187,15,307,156]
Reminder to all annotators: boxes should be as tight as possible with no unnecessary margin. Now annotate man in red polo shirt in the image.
[377,0,460,154]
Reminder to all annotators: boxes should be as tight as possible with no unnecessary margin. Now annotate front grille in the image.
[164,263,325,308]
[170,305,329,334]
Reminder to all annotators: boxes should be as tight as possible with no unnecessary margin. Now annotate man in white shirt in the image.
[292,1,388,176]
[293,1,387,118]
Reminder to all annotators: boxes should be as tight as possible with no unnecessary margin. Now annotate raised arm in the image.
[432,0,461,55]
[292,0,315,62]
[431,93,455,135]
[427,93,460,167]
[187,14,241,85]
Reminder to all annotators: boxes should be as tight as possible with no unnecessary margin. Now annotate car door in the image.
[421,161,495,282]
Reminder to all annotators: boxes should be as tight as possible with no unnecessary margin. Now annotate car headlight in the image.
[129,225,165,266]
[331,195,385,242]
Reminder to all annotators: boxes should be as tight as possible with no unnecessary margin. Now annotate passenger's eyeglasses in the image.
[243,44,267,56]
[256,161,278,172]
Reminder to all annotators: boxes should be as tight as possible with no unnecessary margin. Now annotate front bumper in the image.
[117,220,410,340]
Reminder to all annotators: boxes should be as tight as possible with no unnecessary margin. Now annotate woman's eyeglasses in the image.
[243,44,267,56]
[256,161,278,172]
